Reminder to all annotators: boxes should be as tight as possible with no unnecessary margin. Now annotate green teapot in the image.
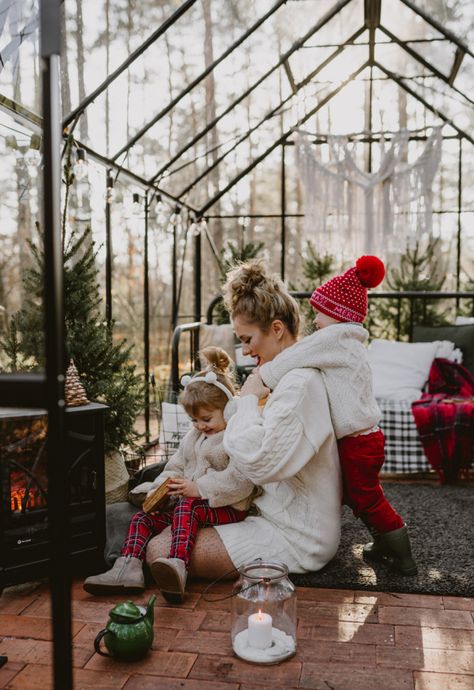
[94,594,156,661]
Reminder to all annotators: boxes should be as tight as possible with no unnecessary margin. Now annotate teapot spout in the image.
[146,594,157,625]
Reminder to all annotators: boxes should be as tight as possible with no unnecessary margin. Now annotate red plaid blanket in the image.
[411,358,474,483]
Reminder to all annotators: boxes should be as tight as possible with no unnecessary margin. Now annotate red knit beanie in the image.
[309,256,385,323]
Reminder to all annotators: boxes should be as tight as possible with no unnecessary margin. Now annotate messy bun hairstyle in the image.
[222,259,300,336]
[180,346,235,417]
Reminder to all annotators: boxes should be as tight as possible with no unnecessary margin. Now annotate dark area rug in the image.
[291,482,474,597]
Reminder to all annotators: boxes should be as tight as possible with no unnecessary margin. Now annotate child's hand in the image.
[168,478,200,498]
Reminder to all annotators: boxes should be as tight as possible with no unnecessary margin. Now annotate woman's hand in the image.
[167,477,201,498]
[240,369,271,401]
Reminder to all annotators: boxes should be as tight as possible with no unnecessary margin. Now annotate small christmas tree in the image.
[2,138,143,453]
[214,238,265,324]
[64,359,89,407]
[369,237,449,340]
[290,242,335,332]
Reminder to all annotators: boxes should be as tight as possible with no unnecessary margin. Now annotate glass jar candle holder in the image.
[231,560,297,664]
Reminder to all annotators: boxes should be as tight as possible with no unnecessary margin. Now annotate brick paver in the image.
[0,578,473,689]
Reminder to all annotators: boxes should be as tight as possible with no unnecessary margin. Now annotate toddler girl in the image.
[84,346,256,602]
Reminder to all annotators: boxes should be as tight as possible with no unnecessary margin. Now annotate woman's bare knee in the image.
[146,526,235,579]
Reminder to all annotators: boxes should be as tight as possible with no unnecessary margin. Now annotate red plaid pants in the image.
[121,497,247,566]
[338,429,404,534]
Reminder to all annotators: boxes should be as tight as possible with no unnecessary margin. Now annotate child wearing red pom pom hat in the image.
[260,255,417,576]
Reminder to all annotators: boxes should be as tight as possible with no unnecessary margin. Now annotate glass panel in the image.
[381,0,445,42]
[0,0,40,114]
[0,110,43,373]
[406,38,456,79]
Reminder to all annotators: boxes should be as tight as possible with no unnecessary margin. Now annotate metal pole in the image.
[193,222,201,322]
[40,1,72,688]
[280,143,286,279]
[368,66,373,173]
[144,192,150,443]
[456,137,462,294]
[105,169,113,325]
[172,208,178,331]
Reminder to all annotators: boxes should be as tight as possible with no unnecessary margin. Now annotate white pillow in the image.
[158,402,192,451]
[368,339,439,402]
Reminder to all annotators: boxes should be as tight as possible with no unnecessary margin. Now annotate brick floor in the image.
[0,579,473,690]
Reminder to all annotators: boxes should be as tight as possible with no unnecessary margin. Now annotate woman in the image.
[147,259,342,577]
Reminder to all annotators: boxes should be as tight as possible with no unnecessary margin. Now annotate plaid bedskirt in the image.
[377,398,430,473]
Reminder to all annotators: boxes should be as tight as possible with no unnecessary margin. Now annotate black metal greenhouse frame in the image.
[0,2,472,685]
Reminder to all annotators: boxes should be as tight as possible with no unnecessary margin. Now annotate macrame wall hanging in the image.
[295,127,442,261]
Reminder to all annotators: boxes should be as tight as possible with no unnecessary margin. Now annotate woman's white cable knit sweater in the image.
[217,367,342,574]
[259,323,381,439]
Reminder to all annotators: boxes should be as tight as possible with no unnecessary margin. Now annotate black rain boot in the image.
[363,524,418,576]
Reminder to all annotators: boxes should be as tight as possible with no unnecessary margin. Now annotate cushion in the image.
[412,324,474,376]
[368,339,439,402]
[199,324,236,361]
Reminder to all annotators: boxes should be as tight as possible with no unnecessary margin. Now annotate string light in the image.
[106,175,114,204]
[132,192,142,215]
[23,133,41,169]
[155,193,168,226]
[74,148,88,181]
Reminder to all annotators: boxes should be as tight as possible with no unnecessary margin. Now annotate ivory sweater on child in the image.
[217,367,342,573]
[135,428,255,512]
[259,323,380,439]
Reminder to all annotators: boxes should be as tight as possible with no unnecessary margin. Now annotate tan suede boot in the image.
[83,556,145,595]
[150,557,187,604]
[363,524,418,576]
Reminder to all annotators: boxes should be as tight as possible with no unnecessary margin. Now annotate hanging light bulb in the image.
[132,192,142,215]
[155,194,167,226]
[155,193,164,215]
[23,133,42,169]
[74,148,88,181]
[106,174,114,204]
[189,216,199,236]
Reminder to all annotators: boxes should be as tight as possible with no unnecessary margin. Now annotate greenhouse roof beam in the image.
[449,46,465,86]
[176,27,364,200]
[379,26,473,106]
[198,62,369,216]
[147,0,356,184]
[62,0,197,130]
[375,62,474,146]
[111,0,289,163]
[74,140,198,213]
[364,0,381,64]
[399,0,473,60]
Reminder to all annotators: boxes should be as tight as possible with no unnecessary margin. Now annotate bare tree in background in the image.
[202,0,223,259]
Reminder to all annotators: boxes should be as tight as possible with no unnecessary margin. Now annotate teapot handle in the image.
[94,628,114,657]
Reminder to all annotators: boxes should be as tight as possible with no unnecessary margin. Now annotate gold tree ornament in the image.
[65,359,89,407]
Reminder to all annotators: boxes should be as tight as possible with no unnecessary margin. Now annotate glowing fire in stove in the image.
[9,469,47,513]
[10,486,46,512]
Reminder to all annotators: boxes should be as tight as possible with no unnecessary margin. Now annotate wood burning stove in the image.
[0,403,107,588]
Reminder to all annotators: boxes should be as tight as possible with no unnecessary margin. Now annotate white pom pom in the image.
[204,371,218,383]
[181,375,192,387]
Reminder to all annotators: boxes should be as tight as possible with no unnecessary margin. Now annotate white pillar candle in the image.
[247,610,273,649]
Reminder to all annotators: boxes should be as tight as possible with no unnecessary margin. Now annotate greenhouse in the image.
[0,1,473,689]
